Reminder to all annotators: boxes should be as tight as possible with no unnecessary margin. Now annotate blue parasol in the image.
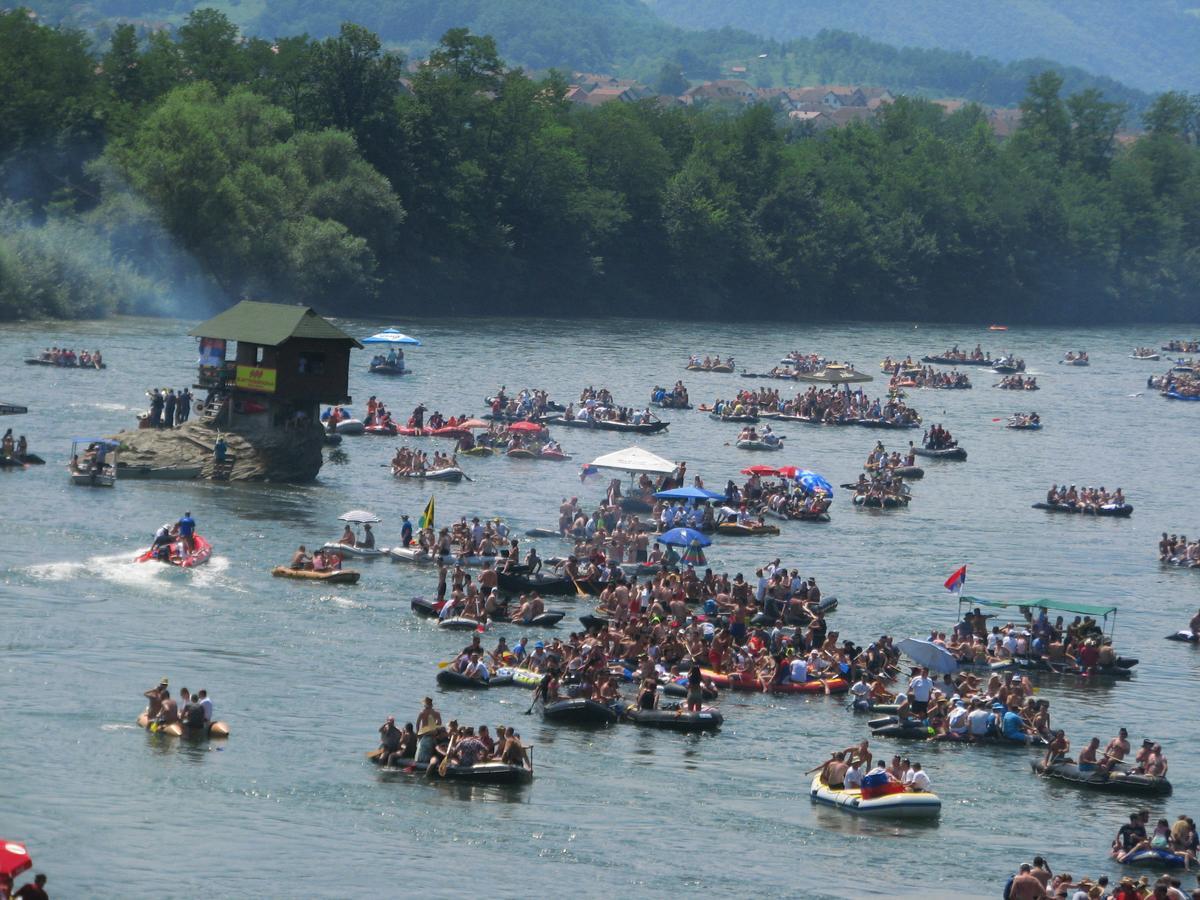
[795,469,834,495]
[657,527,712,548]
[362,328,421,346]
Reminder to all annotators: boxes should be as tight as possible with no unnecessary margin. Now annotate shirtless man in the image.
[820,751,849,788]
[143,678,169,718]
[1009,864,1049,900]
[1099,727,1131,773]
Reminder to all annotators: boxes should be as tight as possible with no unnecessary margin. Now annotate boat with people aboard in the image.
[137,530,212,568]
[1131,348,1160,360]
[370,707,533,784]
[809,772,942,818]
[920,345,995,367]
[887,366,972,390]
[851,472,911,509]
[138,678,228,739]
[863,441,924,479]
[1006,412,1042,430]
[322,406,364,435]
[361,328,419,374]
[685,354,734,373]
[1032,759,1171,795]
[1160,534,1200,568]
[912,425,966,460]
[992,354,1026,374]
[1162,339,1199,353]
[649,382,691,409]
[997,374,1039,390]
[1035,485,1131,517]
[68,437,118,486]
[735,423,784,451]
[271,564,360,584]
[706,384,921,429]
[389,446,466,481]
[1062,351,1090,366]
[739,466,834,523]
[24,347,105,369]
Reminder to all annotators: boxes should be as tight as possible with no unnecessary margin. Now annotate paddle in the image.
[566,571,589,598]
[804,757,834,775]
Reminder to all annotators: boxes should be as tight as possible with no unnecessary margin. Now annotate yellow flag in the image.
[419,496,435,530]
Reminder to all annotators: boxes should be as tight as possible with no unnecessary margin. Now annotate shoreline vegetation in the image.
[1,10,1199,324]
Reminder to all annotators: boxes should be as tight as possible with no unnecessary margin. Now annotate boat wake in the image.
[318,594,369,610]
[100,723,139,732]
[23,551,234,590]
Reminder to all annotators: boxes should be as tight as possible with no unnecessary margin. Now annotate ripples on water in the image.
[2,316,1199,896]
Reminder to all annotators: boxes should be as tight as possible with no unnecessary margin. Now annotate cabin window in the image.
[298,352,326,375]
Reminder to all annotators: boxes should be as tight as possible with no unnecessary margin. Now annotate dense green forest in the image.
[647,0,1200,95]
[2,9,1200,323]
[23,0,1152,112]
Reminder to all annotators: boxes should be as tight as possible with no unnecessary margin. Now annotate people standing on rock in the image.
[164,389,177,428]
[177,388,191,424]
[148,389,163,427]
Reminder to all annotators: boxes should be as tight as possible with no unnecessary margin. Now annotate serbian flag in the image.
[944,565,967,593]
[580,464,598,483]
[418,496,435,530]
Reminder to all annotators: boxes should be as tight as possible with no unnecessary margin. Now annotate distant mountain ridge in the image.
[23,0,1152,110]
[644,0,1200,93]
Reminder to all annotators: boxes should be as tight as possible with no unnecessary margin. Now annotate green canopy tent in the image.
[957,595,1119,639]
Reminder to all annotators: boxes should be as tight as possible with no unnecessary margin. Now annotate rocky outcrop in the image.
[111,419,325,482]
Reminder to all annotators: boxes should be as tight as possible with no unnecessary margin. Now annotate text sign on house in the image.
[235,365,277,393]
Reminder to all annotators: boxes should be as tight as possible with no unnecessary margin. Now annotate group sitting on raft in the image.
[288,544,345,572]
[850,470,911,507]
[1111,809,1199,871]
[650,382,690,407]
[1160,534,1200,568]
[0,429,34,463]
[369,347,404,369]
[33,347,103,367]
[375,698,529,772]
[888,367,972,390]
[865,442,918,473]
[686,354,734,371]
[946,605,1128,675]
[142,678,215,730]
[922,424,958,450]
[1008,412,1041,428]
[408,516,514,562]
[817,745,933,793]
[364,397,398,430]
[710,386,921,427]
[928,344,990,364]
[558,400,660,427]
[778,352,828,374]
[1064,351,1089,364]
[1164,339,1199,353]
[736,424,781,446]
[390,446,460,476]
[745,471,833,520]
[1045,484,1127,510]
[998,374,1039,390]
[1151,368,1200,397]
[488,387,559,421]
[1042,728,1169,779]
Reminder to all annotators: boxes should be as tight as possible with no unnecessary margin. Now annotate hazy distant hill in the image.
[25,0,1150,109]
[645,0,1200,93]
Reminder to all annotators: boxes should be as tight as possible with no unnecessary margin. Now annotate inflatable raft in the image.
[1031,502,1133,517]
[435,668,513,689]
[912,446,967,461]
[137,711,229,739]
[735,439,783,451]
[809,775,941,818]
[541,698,619,726]
[715,521,780,536]
[371,753,532,783]
[619,704,723,732]
[701,669,848,695]
[1121,848,1187,869]
[271,566,360,584]
[1032,760,1172,795]
[137,535,212,568]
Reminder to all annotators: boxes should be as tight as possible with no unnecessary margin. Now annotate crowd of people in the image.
[33,347,102,368]
[1163,340,1199,353]
[817,748,933,793]
[708,386,921,427]
[1160,535,1200,568]
[686,354,734,370]
[1112,810,1199,871]
[141,677,215,731]
[1009,412,1042,428]
[1151,367,1199,398]
[369,347,405,370]
[143,387,193,428]
[1045,484,1128,510]
[927,344,991,363]
[849,469,911,507]
[1006,853,1199,899]
[488,387,558,421]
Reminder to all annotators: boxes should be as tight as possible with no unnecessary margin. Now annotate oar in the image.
[804,758,833,775]
[567,572,589,598]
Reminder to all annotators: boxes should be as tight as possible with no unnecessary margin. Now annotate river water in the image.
[2,316,1198,898]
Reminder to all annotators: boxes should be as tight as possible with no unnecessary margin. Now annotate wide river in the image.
[2,316,1198,898]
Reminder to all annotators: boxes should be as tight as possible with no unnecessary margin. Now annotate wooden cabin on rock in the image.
[188,301,361,432]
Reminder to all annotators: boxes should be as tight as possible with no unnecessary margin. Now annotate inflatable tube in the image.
[735,439,783,451]
[411,597,442,617]
[506,448,537,459]
[335,418,365,435]
[1032,760,1172,795]
[439,617,485,631]
[271,566,360,584]
[1031,502,1133,517]
[809,775,941,818]
[1122,848,1186,869]
[620,705,723,732]
[372,753,532,783]
[912,446,967,461]
[435,668,509,688]
[137,712,229,739]
[701,669,847,695]
[542,698,619,725]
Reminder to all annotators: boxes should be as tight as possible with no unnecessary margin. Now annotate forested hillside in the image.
[2,11,1199,324]
[22,0,1151,111]
[646,0,1200,94]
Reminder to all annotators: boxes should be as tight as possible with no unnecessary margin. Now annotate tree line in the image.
[2,9,1199,323]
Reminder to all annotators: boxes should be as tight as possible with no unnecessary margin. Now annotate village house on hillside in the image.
[565,73,654,106]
